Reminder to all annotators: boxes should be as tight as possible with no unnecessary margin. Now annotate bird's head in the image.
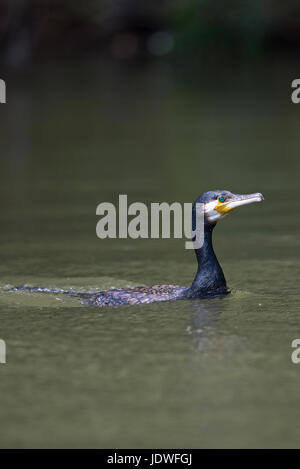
[196,190,264,225]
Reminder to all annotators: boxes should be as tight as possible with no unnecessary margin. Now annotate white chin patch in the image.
[204,201,222,222]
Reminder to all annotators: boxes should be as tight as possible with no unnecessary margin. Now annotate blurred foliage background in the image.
[0,0,300,68]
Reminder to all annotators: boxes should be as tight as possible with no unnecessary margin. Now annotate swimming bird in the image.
[11,190,263,306]
[89,190,264,307]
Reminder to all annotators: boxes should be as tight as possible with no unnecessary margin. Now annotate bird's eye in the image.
[218,196,226,203]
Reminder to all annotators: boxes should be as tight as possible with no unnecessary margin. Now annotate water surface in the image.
[0,61,299,448]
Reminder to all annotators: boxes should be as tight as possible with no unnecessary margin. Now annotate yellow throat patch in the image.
[214,201,234,216]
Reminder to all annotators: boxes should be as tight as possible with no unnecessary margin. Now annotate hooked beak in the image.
[225,192,264,209]
[215,192,264,216]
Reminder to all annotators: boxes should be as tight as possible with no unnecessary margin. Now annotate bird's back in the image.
[88,284,188,307]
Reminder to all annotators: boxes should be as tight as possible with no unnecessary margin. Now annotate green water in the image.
[0,61,299,448]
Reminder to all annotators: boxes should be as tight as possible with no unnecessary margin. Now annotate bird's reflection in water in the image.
[186,297,229,351]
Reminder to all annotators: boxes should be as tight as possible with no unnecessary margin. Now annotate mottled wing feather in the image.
[89,284,187,307]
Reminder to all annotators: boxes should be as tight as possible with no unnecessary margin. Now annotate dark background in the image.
[0,0,300,68]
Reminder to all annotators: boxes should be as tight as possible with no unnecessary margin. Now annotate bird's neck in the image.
[189,224,227,296]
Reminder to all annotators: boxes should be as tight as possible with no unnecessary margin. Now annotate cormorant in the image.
[90,190,264,307]
[11,190,263,306]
